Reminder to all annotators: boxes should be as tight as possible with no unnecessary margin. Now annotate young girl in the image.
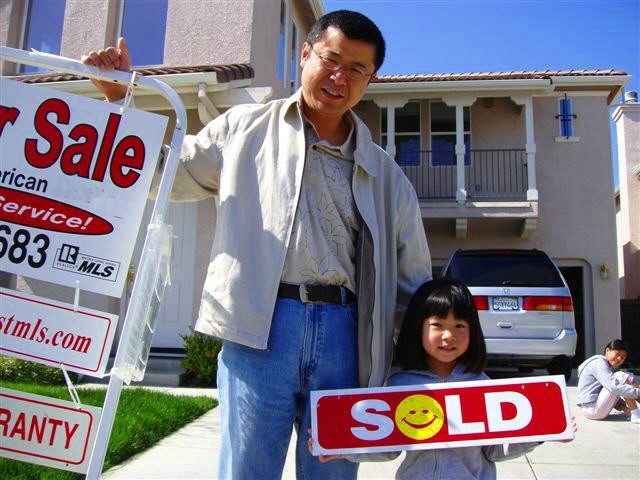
[311,278,565,479]
[576,339,640,423]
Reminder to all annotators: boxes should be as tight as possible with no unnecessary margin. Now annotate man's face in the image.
[300,26,376,126]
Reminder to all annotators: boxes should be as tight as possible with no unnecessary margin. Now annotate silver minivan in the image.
[441,249,577,380]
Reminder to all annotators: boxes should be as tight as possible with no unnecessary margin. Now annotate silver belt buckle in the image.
[299,284,319,304]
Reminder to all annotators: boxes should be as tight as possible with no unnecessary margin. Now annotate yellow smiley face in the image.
[395,394,445,440]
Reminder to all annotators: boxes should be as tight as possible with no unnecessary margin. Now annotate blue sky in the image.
[324,0,640,185]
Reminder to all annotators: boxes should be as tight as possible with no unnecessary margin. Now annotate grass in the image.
[0,381,217,480]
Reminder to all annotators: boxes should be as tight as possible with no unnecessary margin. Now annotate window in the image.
[278,1,285,82]
[120,0,168,67]
[381,102,421,166]
[430,101,471,166]
[557,96,576,138]
[278,0,300,93]
[21,0,67,73]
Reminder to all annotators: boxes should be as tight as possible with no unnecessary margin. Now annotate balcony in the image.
[399,149,528,201]
[398,149,537,238]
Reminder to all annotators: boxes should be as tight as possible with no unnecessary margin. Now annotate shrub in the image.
[180,330,222,385]
[0,355,78,385]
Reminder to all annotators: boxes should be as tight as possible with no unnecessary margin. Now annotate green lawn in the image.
[0,382,216,480]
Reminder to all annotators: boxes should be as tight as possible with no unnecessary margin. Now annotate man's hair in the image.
[306,10,386,72]
[396,278,487,374]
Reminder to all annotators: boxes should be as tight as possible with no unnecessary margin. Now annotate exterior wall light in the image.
[599,263,610,280]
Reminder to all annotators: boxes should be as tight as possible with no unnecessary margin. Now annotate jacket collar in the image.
[283,89,380,177]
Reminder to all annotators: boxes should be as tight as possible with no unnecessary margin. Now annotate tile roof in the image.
[373,69,627,83]
[7,64,254,84]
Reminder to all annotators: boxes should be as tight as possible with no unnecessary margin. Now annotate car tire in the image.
[518,366,534,374]
[547,356,572,382]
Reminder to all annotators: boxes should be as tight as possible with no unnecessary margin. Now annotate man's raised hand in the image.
[81,37,131,102]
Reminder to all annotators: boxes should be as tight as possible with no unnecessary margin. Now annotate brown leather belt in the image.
[277,282,356,305]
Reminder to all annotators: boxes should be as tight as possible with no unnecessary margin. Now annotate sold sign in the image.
[311,376,573,455]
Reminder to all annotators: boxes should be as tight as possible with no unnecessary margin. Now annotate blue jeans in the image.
[217,297,360,479]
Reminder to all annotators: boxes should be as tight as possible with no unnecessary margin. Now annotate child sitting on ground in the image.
[576,338,640,423]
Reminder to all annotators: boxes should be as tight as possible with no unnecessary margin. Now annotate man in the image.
[84,10,431,479]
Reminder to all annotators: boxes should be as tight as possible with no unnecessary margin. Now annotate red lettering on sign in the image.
[0,105,21,136]
[23,98,145,188]
[24,98,69,168]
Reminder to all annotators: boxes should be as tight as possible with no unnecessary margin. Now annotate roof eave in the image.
[551,75,630,104]
[365,78,553,97]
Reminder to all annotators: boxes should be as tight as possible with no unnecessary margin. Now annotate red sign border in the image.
[0,289,113,374]
[0,390,97,465]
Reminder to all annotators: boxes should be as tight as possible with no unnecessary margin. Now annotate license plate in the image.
[492,296,519,311]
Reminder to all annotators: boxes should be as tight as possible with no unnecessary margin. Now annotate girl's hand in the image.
[307,429,343,462]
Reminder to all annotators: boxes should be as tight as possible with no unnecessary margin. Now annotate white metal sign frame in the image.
[0,46,187,478]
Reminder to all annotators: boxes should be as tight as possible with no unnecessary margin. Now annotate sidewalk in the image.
[99,379,640,479]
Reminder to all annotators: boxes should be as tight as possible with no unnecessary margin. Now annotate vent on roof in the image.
[624,91,638,104]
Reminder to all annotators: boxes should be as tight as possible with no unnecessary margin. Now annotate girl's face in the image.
[422,310,470,377]
[604,348,627,368]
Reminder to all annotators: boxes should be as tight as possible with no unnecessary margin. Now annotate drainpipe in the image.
[197,82,220,124]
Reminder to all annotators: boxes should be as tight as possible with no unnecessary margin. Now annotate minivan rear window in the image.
[445,253,564,287]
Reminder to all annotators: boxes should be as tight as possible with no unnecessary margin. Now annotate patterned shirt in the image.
[280,105,361,293]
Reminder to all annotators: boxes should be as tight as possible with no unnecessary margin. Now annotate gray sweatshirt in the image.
[345,364,540,479]
[576,355,639,405]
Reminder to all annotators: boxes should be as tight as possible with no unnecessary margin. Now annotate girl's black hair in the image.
[396,278,487,374]
[604,339,631,355]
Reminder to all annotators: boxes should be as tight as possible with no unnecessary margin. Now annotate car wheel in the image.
[547,356,572,382]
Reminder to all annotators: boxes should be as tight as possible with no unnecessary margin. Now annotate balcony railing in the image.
[399,149,528,201]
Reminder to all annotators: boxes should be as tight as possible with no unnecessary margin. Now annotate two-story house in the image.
[1,0,628,369]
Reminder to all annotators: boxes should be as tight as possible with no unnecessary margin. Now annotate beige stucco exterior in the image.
[614,100,640,300]
[0,0,628,360]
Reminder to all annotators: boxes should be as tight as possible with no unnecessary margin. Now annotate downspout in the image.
[197,82,220,124]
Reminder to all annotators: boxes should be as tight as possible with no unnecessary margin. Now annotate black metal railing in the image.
[398,149,528,201]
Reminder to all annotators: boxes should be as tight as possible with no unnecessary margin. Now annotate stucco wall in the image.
[471,97,525,149]
[59,0,116,60]
[164,0,253,66]
[614,103,640,299]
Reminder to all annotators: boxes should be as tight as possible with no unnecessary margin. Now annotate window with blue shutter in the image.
[558,96,576,138]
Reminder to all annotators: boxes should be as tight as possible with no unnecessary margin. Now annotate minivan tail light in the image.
[473,295,489,311]
[523,296,574,311]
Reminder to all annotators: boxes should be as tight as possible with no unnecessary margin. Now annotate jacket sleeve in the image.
[394,176,432,323]
[160,110,230,202]
[482,442,541,462]
[592,361,638,398]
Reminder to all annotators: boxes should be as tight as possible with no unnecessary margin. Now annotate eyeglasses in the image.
[308,44,374,82]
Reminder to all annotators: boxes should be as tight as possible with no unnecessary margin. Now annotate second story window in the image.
[430,101,471,166]
[381,102,421,166]
[557,96,576,138]
[21,0,67,73]
[120,0,168,67]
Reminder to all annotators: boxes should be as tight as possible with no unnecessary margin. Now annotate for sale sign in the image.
[311,376,573,455]
[0,387,102,473]
[0,287,117,377]
[0,78,167,297]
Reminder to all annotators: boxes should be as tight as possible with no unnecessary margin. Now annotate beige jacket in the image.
[170,90,431,387]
